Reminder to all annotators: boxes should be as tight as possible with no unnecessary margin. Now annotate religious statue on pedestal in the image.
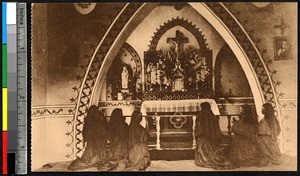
[150,64,157,85]
[121,66,129,90]
[121,65,132,100]
[172,62,185,92]
[200,62,209,82]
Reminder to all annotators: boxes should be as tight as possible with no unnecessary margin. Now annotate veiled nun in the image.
[125,110,151,171]
[257,103,281,165]
[104,108,129,170]
[228,104,261,166]
[194,102,236,169]
[68,105,107,170]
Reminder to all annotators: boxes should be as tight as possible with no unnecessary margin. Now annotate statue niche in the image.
[144,29,212,100]
[107,60,134,100]
[106,44,142,101]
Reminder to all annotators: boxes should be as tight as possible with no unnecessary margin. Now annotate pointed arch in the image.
[72,2,280,157]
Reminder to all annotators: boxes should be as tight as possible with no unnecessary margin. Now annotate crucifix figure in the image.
[167,30,189,62]
[167,30,189,92]
[274,18,290,35]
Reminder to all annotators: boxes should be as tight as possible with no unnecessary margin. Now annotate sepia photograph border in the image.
[28,1,299,175]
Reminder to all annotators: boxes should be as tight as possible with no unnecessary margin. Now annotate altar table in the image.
[140,99,220,149]
[141,99,220,115]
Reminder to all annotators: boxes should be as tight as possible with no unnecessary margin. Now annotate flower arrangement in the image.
[122,90,133,100]
[145,45,206,92]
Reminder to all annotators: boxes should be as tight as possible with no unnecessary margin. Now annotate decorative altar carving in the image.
[144,29,212,100]
[170,115,188,129]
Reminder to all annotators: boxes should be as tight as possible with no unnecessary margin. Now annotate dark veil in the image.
[196,102,223,145]
[263,103,281,140]
[108,108,124,142]
[128,110,147,148]
[82,105,101,143]
[241,104,256,125]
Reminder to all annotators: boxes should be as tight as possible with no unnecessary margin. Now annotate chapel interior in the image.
[31,2,297,171]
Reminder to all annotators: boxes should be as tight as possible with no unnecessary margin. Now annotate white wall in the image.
[31,106,74,170]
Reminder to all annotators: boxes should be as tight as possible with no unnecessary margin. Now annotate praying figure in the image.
[125,110,151,171]
[101,108,129,171]
[121,66,129,90]
[194,102,236,169]
[228,104,261,167]
[68,105,107,170]
[257,103,282,165]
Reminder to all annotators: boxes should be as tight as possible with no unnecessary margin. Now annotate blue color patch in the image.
[2,2,7,44]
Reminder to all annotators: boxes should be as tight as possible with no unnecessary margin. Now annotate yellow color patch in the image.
[3,88,8,131]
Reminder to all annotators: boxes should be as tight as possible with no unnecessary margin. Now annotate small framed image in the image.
[274,36,292,60]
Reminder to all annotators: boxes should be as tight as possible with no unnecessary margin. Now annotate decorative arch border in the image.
[69,2,282,158]
[148,17,209,50]
[190,2,282,150]
[70,3,148,158]
[214,2,287,154]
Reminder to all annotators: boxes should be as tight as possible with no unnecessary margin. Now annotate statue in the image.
[200,57,209,82]
[172,62,185,92]
[156,63,161,85]
[168,40,179,62]
[121,65,129,90]
[166,30,189,92]
[150,64,157,85]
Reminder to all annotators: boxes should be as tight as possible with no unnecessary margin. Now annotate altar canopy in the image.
[141,99,220,115]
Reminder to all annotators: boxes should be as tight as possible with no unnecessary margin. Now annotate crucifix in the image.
[167,30,189,62]
[274,18,290,35]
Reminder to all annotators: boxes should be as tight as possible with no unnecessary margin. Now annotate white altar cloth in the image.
[141,99,220,115]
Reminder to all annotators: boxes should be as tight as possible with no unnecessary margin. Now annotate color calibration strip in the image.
[7,2,17,175]
[16,3,28,175]
[3,2,19,175]
[2,2,8,175]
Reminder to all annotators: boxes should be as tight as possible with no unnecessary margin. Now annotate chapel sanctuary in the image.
[31,2,297,171]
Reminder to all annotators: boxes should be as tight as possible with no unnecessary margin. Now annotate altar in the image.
[141,99,220,115]
[103,28,217,151]
[140,99,220,150]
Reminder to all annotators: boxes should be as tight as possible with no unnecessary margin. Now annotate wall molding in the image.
[217,97,254,104]
[32,104,75,120]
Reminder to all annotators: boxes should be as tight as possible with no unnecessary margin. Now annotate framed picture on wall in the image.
[274,36,292,60]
